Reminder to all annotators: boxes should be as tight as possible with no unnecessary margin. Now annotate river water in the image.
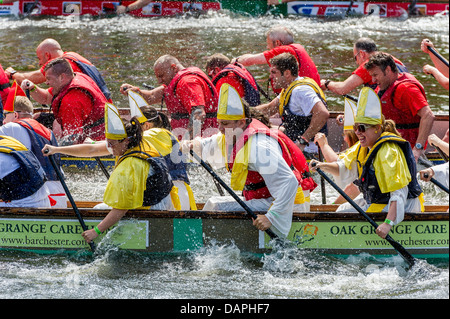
[0,12,448,301]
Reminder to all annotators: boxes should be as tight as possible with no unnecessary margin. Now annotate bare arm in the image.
[82,208,128,243]
[7,68,46,85]
[120,83,165,105]
[235,53,267,67]
[321,74,364,96]
[301,101,329,141]
[42,142,110,157]
[255,96,280,117]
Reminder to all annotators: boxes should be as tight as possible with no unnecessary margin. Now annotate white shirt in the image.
[285,76,321,153]
[199,133,298,237]
[0,122,67,207]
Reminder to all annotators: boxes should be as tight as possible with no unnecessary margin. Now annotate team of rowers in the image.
[0,25,448,244]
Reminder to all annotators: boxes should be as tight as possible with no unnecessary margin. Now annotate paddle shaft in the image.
[424,173,449,194]
[313,165,415,267]
[95,157,110,179]
[47,153,96,252]
[190,150,278,239]
[427,45,450,68]
[432,144,449,163]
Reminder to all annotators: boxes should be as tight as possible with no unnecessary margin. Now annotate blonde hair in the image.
[381,116,401,136]
[13,96,34,114]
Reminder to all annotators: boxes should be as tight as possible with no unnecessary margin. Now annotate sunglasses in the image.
[353,123,373,133]
[353,50,365,61]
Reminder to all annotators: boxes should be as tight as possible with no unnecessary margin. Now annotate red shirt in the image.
[214,72,245,98]
[175,74,214,114]
[263,44,321,85]
[49,87,102,142]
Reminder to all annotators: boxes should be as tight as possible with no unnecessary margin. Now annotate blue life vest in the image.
[0,136,46,201]
[164,133,190,185]
[15,119,61,182]
[354,135,422,205]
[64,52,112,101]
[119,151,173,206]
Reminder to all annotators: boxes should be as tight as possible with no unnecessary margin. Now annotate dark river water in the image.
[0,12,448,301]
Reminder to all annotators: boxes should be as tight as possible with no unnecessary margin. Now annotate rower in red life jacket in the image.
[5,38,111,101]
[21,58,107,145]
[0,63,12,122]
[235,26,321,94]
[364,52,435,162]
[0,82,68,208]
[321,37,408,95]
[185,83,316,238]
[120,55,218,141]
[205,53,261,107]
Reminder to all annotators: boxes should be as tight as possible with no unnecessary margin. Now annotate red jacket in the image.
[376,72,427,146]
[227,119,316,200]
[51,73,106,143]
[164,67,218,139]
[0,64,11,107]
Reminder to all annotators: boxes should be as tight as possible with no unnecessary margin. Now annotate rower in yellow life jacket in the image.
[128,90,196,210]
[310,87,424,239]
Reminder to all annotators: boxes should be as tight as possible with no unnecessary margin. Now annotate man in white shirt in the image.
[256,53,329,155]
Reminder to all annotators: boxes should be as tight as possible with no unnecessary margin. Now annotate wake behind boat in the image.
[0,201,448,260]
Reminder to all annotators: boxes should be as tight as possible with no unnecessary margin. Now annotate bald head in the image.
[36,38,63,66]
[153,55,184,86]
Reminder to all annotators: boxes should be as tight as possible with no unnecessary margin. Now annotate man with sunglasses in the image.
[364,52,435,161]
[321,37,407,96]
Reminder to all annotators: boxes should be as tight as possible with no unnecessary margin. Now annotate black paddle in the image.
[190,149,278,239]
[95,157,110,179]
[424,173,449,194]
[427,45,450,68]
[45,150,96,252]
[311,162,416,268]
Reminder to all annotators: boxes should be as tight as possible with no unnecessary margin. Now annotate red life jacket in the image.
[227,119,316,200]
[267,44,321,93]
[51,72,106,142]
[164,67,218,135]
[0,64,11,107]
[62,52,112,101]
[212,63,261,106]
[376,73,426,146]
[288,44,321,86]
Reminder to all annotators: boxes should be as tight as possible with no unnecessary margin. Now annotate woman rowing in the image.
[128,90,197,210]
[42,103,175,243]
[309,87,424,239]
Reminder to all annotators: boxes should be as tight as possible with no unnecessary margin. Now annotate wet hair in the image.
[364,52,398,73]
[354,37,378,53]
[124,116,144,149]
[140,106,172,130]
[205,53,230,71]
[270,53,299,76]
[43,57,74,76]
[13,96,33,114]
[250,108,271,128]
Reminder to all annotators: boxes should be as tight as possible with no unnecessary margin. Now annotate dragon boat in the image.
[0,202,448,260]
